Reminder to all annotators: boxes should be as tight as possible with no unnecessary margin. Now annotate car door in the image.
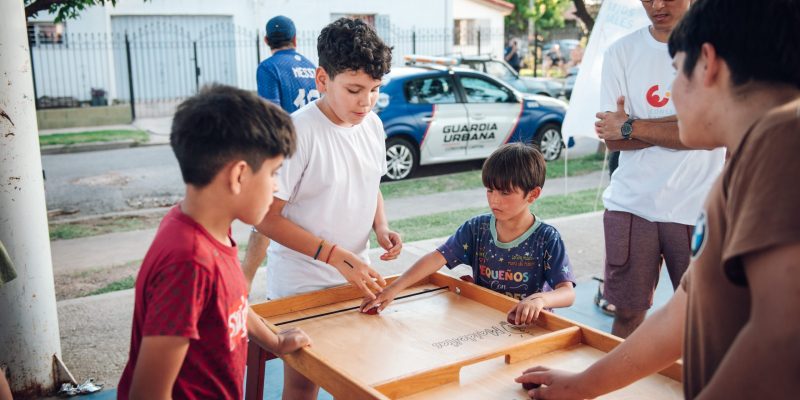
[404,75,470,165]
[457,73,523,160]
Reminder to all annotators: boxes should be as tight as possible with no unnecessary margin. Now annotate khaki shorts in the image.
[603,210,693,311]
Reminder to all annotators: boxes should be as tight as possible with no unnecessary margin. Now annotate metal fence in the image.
[29,22,510,118]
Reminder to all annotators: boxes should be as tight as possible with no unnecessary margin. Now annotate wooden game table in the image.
[246,272,682,399]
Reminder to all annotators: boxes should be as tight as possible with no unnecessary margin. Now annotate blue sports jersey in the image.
[437,213,575,300]
[256,49,319,113]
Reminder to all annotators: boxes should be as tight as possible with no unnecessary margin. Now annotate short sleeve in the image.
[142,262,214,339]
[723,121,800,284]
[543,232,576,289]
[256,63,281,106]
[373,115,388,176]
[600,45,627,114]
[437,219,479,269]
[274,124,309,202]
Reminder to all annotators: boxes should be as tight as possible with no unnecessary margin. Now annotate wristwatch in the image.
[620,117,635,140]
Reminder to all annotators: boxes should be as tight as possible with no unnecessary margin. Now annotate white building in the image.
[27,0,512,114]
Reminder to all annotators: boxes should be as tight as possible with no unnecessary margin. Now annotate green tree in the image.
[504,0,572,38]
[25,0,147,21]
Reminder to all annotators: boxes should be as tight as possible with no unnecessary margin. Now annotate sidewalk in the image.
[50,170,608,274]
[56,211,608,391]
[39,117,172,155]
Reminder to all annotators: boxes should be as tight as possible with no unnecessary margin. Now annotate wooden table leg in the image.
[245,341,276,400]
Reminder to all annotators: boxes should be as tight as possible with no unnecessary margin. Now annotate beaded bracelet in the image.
[312,239,325,260]
[325,244,337,264]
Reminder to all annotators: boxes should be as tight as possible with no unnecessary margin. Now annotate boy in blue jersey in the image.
[245,15,320,288]
[361,143,576,325]
[256,15,319,113]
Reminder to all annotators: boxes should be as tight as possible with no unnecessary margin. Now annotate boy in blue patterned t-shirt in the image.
[361,143,576,325]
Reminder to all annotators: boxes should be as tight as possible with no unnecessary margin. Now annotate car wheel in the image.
[534,123,563,161]
[385,137,418,181]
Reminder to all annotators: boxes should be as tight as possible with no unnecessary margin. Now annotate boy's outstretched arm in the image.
[257,198,386,299]
[508,282,575,325]
[128,336,189,400]
[360,251,448,313]
[373,191,402,261]
[247,309,311,355]
[515,285,686,399]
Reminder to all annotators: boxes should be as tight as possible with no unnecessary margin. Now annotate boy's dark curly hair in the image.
[317,18,393,80]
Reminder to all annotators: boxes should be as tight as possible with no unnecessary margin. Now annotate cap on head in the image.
[266,15,296,41]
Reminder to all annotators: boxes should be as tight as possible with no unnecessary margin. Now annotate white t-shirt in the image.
[266,101,388,299]
[601,26,724,225]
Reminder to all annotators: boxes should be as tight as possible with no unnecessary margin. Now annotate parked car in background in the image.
[406,54,563,98]
[375,62,572,181]
[542,39,581,63]
[563,66,579,100]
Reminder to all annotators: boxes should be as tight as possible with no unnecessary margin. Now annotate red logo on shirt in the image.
[227,296,248,351]
[646,85,670,108]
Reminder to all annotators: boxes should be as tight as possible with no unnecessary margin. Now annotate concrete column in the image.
[0,0,64,397]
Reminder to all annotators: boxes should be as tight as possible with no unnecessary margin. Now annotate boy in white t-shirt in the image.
[254,17,401,399]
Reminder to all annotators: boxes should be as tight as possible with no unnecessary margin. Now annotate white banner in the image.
[563,0,650,140]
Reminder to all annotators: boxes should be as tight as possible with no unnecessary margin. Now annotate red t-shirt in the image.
[118,205,248,400]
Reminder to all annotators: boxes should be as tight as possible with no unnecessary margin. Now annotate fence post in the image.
[193,41,200,92]
[412,30,416,54]
[124,33,136,121]
[256,32,261,62]
[28,42,39,109]
[477,27,481,55]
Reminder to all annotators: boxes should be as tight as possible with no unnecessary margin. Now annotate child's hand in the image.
[375,227,402,261]
[508,295,546,325]
[274,327,312,356]
[360,284,400,313]
[328,246,387,300]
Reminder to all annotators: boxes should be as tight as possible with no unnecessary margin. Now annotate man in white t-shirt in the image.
[254,18,402,399]
[594,0,724,338]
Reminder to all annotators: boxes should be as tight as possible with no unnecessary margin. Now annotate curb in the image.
[41,140,168,155]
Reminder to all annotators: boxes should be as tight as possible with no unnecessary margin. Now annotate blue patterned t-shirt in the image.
[437,213,575,300]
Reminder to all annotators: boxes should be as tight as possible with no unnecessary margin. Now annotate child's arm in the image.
[257,198,386,299]
[508,282,576,325]
[247,309,311,355]
[128,336,190,399]
[373,191,402,261]
[360,250,447,312]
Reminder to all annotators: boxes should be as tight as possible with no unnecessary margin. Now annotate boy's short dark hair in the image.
[482,143,546,194]
[170,84,296,187]
[668,0,800,88]
[317,18,393,80]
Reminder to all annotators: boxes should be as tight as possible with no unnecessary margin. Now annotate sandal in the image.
[593,277,616,316]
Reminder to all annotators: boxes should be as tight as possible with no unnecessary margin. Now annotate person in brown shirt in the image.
[514,0,800,398]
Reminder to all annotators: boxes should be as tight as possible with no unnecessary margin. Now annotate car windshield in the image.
[484,61,516,81]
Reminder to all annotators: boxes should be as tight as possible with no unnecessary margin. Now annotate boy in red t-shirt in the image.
[118,85,311,400]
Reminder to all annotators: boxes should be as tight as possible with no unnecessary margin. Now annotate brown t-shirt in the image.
[681,97,800,398]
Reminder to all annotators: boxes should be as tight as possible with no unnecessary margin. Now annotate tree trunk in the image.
[573,0,595,32]
[1,0,65,397]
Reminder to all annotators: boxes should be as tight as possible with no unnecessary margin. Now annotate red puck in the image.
[459,275,475,283]
[364,307,379,315]
[522,382,541,390]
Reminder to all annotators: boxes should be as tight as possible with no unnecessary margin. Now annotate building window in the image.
[28,22,66,46]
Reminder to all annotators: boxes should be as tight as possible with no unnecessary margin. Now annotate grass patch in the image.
[39,130,149,146]
[373,188,600,248]
[380,153,604,200]
[49,214,164,240]
[87,275,136,296]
